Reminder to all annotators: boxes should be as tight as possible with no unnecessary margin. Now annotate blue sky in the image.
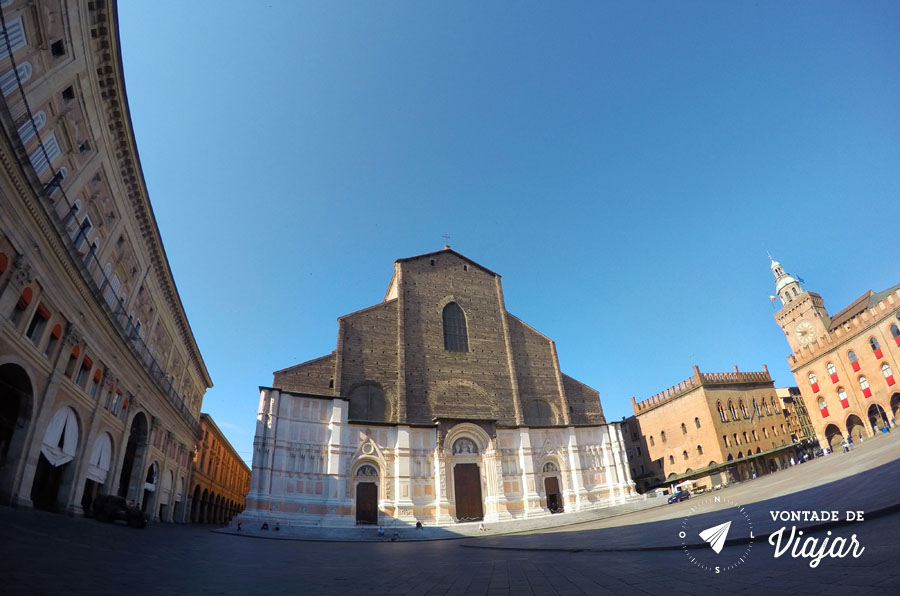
[117,2,900,464]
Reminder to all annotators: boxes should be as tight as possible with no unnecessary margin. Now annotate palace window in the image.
[28,134,62,175]
[0,16,26,59]
[752,398,760,418]
[25,303,50,343]
[729,401,737,421]
[763,427,768,438]
[660,431,667,443]
[682,450,688,461]
[764,400,770,415]
[826,362,838,383]
[697,445,703,455]
[838,388,849,408]
[808,372,819,393]
[17,110,46,145]
[668,455,674,465]
[681,423,687,434]
[891,324,900,347]
[742,431,748,443]
[442,302,468,352]
[694,417,701,429]
[733,433,739,445]
[848,350,860,372]
[739,400,748,418]
[649,435,655,447]
[870,337,883,358]
[770,397,778,413]
[75,355,93,388]
[723,434,729,447]
[717,401,726,422]
[0,62,31,96]
[859,376,871,398]
[882,363,895,386]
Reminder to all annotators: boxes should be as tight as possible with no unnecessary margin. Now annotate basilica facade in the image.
[242,248,636,527]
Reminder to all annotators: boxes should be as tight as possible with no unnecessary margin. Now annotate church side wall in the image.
[338,301,400,414]
[506,316,566,423]
[272,354,336,395]
[562,374,605,424]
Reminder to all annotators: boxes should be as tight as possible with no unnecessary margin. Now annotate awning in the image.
[40,407,79,467]
[85,433,112,483]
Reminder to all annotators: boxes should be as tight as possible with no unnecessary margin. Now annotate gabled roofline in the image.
[272,352,335,375]
[395,248,500,278]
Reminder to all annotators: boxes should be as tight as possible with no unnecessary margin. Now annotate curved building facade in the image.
[0,0,211,521]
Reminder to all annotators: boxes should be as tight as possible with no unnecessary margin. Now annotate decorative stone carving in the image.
[451,438,478,455]
[63,322,82,347]
[10,255,33,290]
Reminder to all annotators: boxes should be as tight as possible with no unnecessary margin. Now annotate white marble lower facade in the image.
[241,388,637,527]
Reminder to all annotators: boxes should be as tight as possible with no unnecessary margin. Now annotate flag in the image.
[769,296,777,302]
[797,276,805,283]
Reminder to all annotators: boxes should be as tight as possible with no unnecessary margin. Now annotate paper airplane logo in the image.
[698,521,732,554]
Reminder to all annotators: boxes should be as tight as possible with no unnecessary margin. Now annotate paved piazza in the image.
[2,436,899,595]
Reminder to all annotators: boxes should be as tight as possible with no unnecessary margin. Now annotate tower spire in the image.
[770,256,802,306]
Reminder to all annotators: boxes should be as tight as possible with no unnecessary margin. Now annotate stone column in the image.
[516,429,543,518]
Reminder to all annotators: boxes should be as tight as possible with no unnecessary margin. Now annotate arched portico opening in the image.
[867,404,890,432]
[201,488,209,523]
[31,406,80,512]
[891,393,900,420]
[117,413,148,500]
[142,462,158,514]
[824,424,843,452]
[191,485,201,522]
[846,415,866,442]
[81,433,113,515]
[0,363,34,502]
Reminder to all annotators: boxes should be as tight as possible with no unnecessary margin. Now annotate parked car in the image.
[92,495,149,528]
[667,490,690,504]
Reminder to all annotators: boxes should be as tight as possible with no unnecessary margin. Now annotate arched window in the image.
[808,372,818,386]
[733,433,739,445]
[17,110,46,144]
[752,398,760,418]
[649,435,655,447]
[348,384,388,422]
[442,302,468,352]
[869,337,880,351]
[542,461,559,473]
[771,425,777,436]
[682,450,688,460]
[668,455,674,464]
[826,362,838,383]
[717,401,726,423]
[848,350,860,371]
[764,400,770,415]
[0,62,32,97]
[763,427,768,438]
[694,417,701,429]
[859,376,870,391]
[838,388,849,408]
[739,400,748,418]
[697,445,703,455]
[723,434,729,447]
[660,431,667,443]
[891,324,900,346]
[729,401,737,421]
[681,423,687,434]
[882,363,894,385]
[770,397,778,413]
[752,430,758,441]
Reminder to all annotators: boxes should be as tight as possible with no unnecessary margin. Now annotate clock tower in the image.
[770,257,830,353]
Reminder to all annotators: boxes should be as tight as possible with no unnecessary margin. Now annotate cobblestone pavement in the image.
[1,435,898,595]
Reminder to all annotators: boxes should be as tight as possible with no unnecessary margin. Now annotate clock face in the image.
[794,320,815,346]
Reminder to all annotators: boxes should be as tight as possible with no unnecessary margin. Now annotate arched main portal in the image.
[867,404,889,432]
[117,413,148,499]
[0,363,33,502]
[542,461,563,513]
[846,415,866,442]
[824,424,843,452]
[31,406,80,511]
[451,438,483,522]
[354,463,379,525]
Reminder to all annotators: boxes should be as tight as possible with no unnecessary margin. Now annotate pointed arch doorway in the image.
[354,464,379,525]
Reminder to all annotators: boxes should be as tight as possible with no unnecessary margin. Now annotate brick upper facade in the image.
[272,248,605,427]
